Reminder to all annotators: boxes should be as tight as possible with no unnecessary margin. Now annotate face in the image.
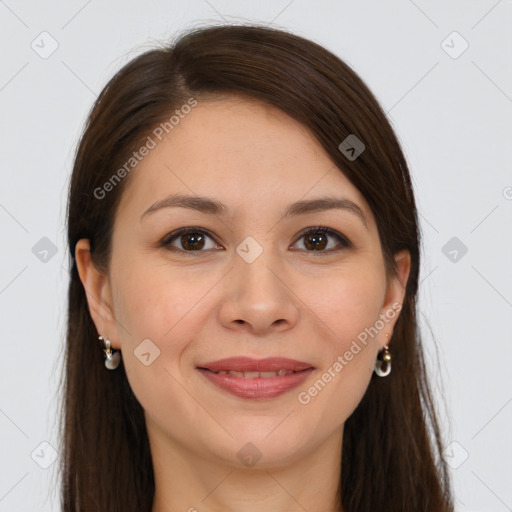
[77,95,410,470]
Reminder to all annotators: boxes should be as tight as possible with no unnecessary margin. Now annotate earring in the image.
[374,334,392,377]
[98,335,121,370]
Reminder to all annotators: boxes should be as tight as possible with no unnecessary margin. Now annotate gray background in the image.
[1,1,511,510]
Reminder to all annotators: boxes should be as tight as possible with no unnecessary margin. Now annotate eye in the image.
[160,225,352,255]
[160,227,222,254]
[291,226,352,253]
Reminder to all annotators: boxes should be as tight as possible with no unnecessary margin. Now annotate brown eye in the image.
[292,227,351,253]
[161,228,221,253]
[179,232,206,251]
[160,225,351,255]
[303,232,328,250]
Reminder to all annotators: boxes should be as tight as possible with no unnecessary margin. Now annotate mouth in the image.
[196,357,315,399]
[203,368,300,378]
[197,356,314,373]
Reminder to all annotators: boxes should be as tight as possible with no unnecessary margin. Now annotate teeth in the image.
[212,369,296,378]
[260,371,279,378]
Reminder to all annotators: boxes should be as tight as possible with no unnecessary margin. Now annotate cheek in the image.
[293,265,384,419]
[111,261,224,386]
[308,263,385,347]
[113,258,211,341]
[110,267,210,424]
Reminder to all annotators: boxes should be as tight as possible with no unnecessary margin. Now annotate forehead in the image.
[116,96,373,226]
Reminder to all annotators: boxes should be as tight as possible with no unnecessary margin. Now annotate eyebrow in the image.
[140,193,368,229]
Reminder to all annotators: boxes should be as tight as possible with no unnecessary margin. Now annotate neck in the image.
[149,418,344,512]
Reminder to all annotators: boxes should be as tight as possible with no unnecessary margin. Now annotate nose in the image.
[217,249,300,336]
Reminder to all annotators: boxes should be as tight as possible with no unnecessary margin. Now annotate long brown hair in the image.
[61,23,454,511]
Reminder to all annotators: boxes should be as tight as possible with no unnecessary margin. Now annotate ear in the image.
[74,239,120,349]
[379,249,411,344]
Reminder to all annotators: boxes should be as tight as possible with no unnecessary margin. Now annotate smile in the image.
[208,369,297,377]
[196,357,315,399]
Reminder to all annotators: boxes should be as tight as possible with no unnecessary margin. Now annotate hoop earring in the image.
[374,335,392,377]
[98,335,121,370]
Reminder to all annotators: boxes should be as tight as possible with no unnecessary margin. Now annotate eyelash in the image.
[159,225,352,256]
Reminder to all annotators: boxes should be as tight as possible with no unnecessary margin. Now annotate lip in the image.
[197,356,314,373]
[196,357,315,399]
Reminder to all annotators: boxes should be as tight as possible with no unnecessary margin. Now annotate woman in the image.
[62,23,454,511]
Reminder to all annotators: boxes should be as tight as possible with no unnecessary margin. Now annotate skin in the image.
[75,95,410,512]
